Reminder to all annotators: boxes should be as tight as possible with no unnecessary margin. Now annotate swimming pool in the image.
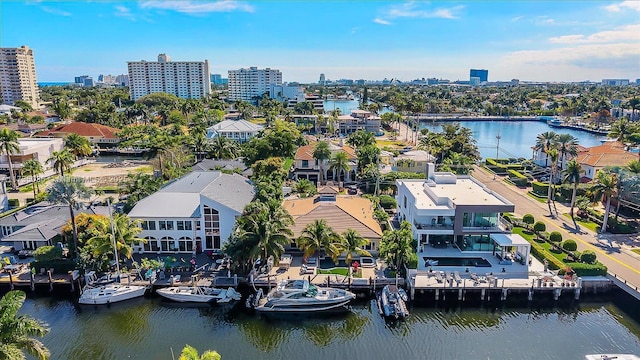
[423,257,492,267]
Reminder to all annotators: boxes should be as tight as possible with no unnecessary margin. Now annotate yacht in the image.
[248,279,355,313]
[585,355,640,360]
[78,272,148,305]
[156,286,241,304]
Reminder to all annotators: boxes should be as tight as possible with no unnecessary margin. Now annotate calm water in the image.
[18,292,640,360]
[419,120,607,160]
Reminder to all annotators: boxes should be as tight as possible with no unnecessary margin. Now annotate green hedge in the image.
[406,252,418,269]
[30,260,77,274]
[529,240,564,270]
[34,246,63,262]
[532,181,549,196]
[562,262,608,276]
[8,199,20,208]
[508,169,528,186]
[379,195,397,210]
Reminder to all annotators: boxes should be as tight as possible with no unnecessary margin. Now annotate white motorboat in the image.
[378,285,409,319]
[585,355,640,360]
[248,279,355,313]
[157,286,241,304]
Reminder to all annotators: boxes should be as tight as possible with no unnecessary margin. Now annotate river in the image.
[17,290,640,360]
[419,120,607,160]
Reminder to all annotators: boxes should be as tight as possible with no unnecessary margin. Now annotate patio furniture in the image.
[453,271,462,284]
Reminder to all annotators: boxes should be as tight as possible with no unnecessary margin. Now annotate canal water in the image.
[18,291,640,360]
[419,120,607,160]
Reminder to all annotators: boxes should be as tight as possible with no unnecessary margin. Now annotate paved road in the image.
[473,166,640,292]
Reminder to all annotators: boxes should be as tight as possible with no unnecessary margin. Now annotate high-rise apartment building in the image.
[228,67,282,103]
[0,45,39,108]
[469,69,488,83]
[127,54,211,101]
[319,73,326,85]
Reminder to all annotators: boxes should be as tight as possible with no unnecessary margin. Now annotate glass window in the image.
[177,221,185,231]
[148,221,156,230]
[184,221,192,230]
[166,221,174,230]
[159,221,167,230]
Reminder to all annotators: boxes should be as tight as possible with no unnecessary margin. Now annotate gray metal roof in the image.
[128,171,255,218]
[207,119,264,133]
[3,219,64,242]
[0,203,109,227]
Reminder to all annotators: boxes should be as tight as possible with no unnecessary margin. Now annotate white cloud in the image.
[139,0,254,14]
[374,18,391,25]
[605,1,640,12]
[382,2,464,20]
[115,5,135,21]
[511,16,523,22]
[40,5,71,16]
[549,24,640,44]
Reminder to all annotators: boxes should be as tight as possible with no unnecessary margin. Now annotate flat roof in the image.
[400,177,512,208]
[490,233,529,246]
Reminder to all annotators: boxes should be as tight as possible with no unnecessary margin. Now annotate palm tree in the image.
[591,170,618,233]
[563,159,583,219]
[0,290,50,360]
[608,118,635,143]
[313,141,331,185]
[379,221,414,271]
[296,219,340,261]
[209,136,239,160]
[338,229,371,266]
[20,159,44,200]
[547,148,559,215]
[178,345,221,360]
[243,200,293,264]
[86,214,144,261]
[47,176,92,258]
[48,149,75,177]
[628,159,640,174]
[64,133,92,159]
[555,133,578,170]
[534,131,558,167]
[192,133,210,161]
[328,151,350,182]
[0,128,20,190]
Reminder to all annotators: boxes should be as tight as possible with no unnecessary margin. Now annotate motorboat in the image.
[78,272,147,305]
[378,285,409,319]
[157,286,241,304]
[585,355,640,360]
[248,279,355,313]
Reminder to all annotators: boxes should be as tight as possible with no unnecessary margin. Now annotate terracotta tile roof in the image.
[578,152,637,167]
[282,196,383,240]
[37,122,120,139]
[294,141,356,161]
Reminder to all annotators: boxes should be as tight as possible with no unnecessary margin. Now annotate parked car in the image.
[347,185,358,195]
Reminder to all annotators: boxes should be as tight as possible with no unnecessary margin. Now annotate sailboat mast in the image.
[107,198,120,275]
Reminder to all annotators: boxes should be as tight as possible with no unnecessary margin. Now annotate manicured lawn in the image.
[375,139,407,148]
[512,227,534,241]
[562,213,600,232]
[512,227,567,262]
[317,268,349,276]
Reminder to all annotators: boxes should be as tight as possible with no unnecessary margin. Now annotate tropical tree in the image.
[296,219,340,261]
[292,178,317,197]
[627,159,640,174]
[563,159,583,219]
[338,229,371,266]
[534,131,558,167]
[241,200,293,264]
[209,136,240,160]
[555,133,578,170]
[313,141,331,185]
[346,130,375,149]
[0,290,50,360]
[378,221,414,272]
[47,149,75,177]
[51,100,72,120]
[178,345,221,360]
[547,148,559,215]
[64,133,92,159]
[47,176,92,258]
[591,170,618,233]
[86,214,144,261]
[328,151,350,182]
[20,159,44,200]
[0,128,20,190]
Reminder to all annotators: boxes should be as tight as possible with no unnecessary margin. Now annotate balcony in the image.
[414,221,453,231]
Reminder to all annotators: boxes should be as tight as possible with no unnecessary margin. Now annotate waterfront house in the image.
[337,110,382,135]
[128,171,255,255]
[192,158,253,177]
[292,140,357,185]
[392,150,434,174]
[206,119,264,144]
[576,141,637,181]
[282,187,383,254]
[0,203,109,250]
[36,122,120,149]
[0,137,64,174]
[395,163,514,253]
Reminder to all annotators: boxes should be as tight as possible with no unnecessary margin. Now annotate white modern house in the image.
[338,109,382,135]
[0,138,64,173]
[206,119,264,144]
[128,171,255,255]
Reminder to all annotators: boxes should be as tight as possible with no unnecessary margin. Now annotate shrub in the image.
[8,199,19,208]
[562,239,578,251]
[508,169,528,186]
[529,241,564,270]
[30,260,76,274]
[580,250,597,264]
[563,262,607,276]
[522,214,535,226]
[406,252,418,269]
[34,246,63,262]
[532,181,549,196]
[379,195,397,210]
[549,231,562,243]
[533,221,546,233]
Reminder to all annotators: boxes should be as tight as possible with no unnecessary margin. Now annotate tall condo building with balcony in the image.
[228,67,282,104]
[0,46,39,108]
[127,53,211,101]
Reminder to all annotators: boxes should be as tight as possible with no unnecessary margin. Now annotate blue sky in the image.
[2,1,639,83]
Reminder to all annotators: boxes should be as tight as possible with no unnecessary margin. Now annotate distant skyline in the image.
[2,1,639,83]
